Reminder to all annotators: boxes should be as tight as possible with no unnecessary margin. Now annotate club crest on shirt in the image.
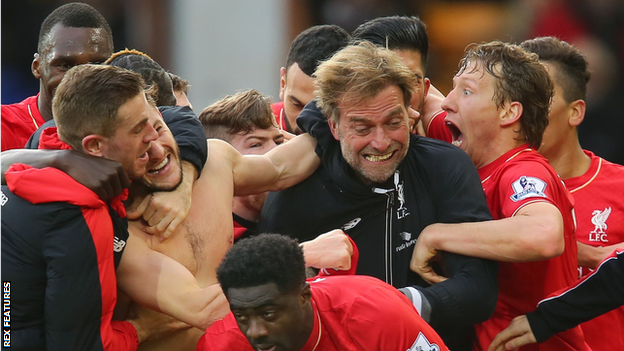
[589,207,611,242]
[510,176,547,202]
[1,191,8,206]
[395,172,410,219]
[407,332,440,351]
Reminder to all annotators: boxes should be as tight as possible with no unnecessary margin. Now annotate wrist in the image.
[299,242,316,268]
[127,319,146,343]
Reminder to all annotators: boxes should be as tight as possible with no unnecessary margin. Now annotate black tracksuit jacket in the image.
[260,101,498,351]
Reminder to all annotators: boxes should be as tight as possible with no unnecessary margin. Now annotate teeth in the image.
[452,140,461,147]
[149,156,168,174]
[365,152,393,162]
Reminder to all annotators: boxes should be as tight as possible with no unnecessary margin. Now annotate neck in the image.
[37,88,53,122]
[475,134,524,169]
[540,134,591,180]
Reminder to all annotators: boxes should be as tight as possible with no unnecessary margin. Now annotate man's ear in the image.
[82,135,104,157]
[500,101,523,127]
[568,99,586,127]
[32,53,42,79]
[328,118,340,141]
[279,67,287,101]
[423,77,431,99]
[300,283,312,305]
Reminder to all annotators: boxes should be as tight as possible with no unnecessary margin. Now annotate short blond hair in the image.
[314,41,416,123]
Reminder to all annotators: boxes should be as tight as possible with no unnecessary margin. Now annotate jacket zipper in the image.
[372,171,399,285]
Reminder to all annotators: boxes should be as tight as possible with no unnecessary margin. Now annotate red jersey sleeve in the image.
[196,313,253,351]
[346,285,449,351]
[495,161,561,218]
[424,110,453,143]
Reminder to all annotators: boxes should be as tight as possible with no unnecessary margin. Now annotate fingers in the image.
[93,180,114,201]
[408,108,421,123]
[144,212,182,241]
[280,130,297,141]
[127,195,151,220]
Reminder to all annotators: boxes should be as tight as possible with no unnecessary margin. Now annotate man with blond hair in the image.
[411,41,589,350]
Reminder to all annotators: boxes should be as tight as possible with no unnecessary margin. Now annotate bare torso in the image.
[120,152,236,351]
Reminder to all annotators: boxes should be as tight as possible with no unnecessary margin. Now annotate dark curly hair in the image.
[38,3,113,54]
[458,41,553,148]
[286,25,351,76]
[352,15,429,71]
[106,49,176,107]
[217,234,306,296]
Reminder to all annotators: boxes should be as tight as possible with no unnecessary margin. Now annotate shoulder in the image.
[199,313,252,351]
[405,136,480,186]
[1,102,30,124]
[408,136,473,165]
[499,152,559,185]
[311,275,406,308]
[158,105,198,120]
[207,139,235,161]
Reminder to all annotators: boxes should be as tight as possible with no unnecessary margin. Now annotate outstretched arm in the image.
[117,232,229,331]
[577,241,624,269]
[1,149,129,199]
[208,134,320,196]
[489,249,624,350]
[412,202,564,284]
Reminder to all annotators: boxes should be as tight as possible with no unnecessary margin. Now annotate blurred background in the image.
[2,0,623,163]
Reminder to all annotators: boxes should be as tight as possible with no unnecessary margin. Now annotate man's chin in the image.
[141,166,184,192]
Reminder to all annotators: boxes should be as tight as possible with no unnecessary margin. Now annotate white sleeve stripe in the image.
[537,249,623,306]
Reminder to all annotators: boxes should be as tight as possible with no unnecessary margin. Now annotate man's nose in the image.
[370,128,392,151]
[246,317,269,340]
[441,91,455,112]
[142,123,159,143]
[147,138,165,161]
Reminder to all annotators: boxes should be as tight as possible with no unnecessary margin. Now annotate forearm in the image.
[117,237,226,330]
[158,284,229,331]
[527,249,624,342]
[178,161,197,195]
[232,134,320,196]
[1,149,63,184]
[418,252,498,327]
[577,241,623,269]
[424,205,564,262]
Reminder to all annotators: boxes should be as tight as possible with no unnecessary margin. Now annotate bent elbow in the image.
[534,218,565,259]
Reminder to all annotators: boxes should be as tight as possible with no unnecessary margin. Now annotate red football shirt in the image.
[1,94,46,151]
[271,101,287,131]
[197,275,448,351]
[565,150,624,350]
[424,110,453,143]
[474,145,588,351]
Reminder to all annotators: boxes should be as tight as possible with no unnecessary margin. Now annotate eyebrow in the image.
[130,117,150,131]
[232,301,278,310]
[245,135,269,141]
[288,95,304,105]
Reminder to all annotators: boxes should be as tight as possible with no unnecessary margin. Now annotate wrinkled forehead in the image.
[227,283,287,310]
[41,24,112,56]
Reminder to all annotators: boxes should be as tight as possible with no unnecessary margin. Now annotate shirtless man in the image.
[119,102,353,350]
